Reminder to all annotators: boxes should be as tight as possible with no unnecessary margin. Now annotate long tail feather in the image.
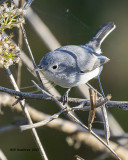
[87,22,116,54]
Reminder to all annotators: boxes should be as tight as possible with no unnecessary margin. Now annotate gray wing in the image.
[55,45,109,73]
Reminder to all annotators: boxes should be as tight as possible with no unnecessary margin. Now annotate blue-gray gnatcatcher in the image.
[37,22,116,101]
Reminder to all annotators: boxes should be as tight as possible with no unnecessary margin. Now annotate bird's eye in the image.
[52,65,58,69]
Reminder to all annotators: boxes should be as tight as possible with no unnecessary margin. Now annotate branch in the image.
[23,0,34,10]
[18,95,111,131]
[0,86,128,110]
[6,68,48,160]
[20,24,44,89]
[28,81,121,160]
[1,93,128,159]
[68,132,128,160]
[20,109,66,131]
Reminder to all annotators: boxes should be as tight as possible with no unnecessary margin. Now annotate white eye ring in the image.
[52,65,58,69]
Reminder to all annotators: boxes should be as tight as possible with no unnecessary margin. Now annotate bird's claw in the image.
[61,94,68,105]
[61,88,71,105]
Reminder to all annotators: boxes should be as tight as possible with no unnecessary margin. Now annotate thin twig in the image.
[1,93,128,159]
[71,95,111,111]
[1,93,128,140]
[23,0,35,10]
[20,24,44,89]
[0,124,17,134]
[20,108,66,131]
[6,68,48,160]
[1,91,128,141]
[31,81,121,160]
[0,86,128,110]
[75,155,85,160]
[69,132,126,160]
[19,95,110,131]
[101,99,110,144]
[88,81,110,145]
[0,120,26,134]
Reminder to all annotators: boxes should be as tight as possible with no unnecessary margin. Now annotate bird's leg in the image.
[61,88,71,105]
[97,75,110,144]
[97,75,105,98]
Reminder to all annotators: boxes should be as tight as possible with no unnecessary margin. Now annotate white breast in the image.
[78,66,103,85]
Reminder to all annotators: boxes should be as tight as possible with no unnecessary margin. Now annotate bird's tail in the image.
[87,22,116,54]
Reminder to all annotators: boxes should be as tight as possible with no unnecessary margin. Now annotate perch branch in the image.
[29,81,121,160]
[19,95,111,131]
[0,86,128,110]
[0,93,127,159]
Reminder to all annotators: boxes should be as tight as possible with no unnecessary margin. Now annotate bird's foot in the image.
[61,88,71,105]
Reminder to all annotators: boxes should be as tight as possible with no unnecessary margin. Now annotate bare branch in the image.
[29,81,121,160]
[6,68,48,160]
[70,132,128,160]
[1,93,128,159]
[1,93,128,139]
[0,85,128,110]
[20,109,66,131]
[101,99,110,145]
[19,95,110,131]
[71,95,111,111]
[75,155,85,160]
[23,0,34,10]
[20,24,44,89]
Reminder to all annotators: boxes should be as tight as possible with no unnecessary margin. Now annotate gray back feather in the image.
[55,45,109,73]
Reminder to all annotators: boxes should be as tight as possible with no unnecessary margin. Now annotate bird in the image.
[37,22,116,103]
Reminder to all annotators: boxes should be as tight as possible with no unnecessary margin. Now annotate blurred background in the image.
[0,0,128,159]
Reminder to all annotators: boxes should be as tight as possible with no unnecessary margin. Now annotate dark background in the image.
[0,0,128,159]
